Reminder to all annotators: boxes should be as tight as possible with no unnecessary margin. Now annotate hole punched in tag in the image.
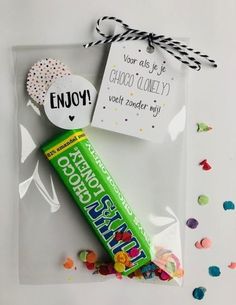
[146,45,155,54]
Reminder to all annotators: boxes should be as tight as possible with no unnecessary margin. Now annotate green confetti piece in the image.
[198,195,209,206]
[166,261,176,273]
[197,123,212,132]
[78,250,88,262]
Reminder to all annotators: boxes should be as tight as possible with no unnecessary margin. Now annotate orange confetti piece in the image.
[63,257,74,269]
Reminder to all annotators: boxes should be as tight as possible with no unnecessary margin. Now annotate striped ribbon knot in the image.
[83,16,217,71]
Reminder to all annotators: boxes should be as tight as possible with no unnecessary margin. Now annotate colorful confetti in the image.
[194,238,212,249]
[186,218,199,229]
[223,201,235,211]
[78,250,97,263]
[76,247,180,282]
[198,195,209,206]
[208,266,221,277]
[192,287,207,300]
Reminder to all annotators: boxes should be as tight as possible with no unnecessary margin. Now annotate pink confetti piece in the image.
[228,262,236,269]
[200,237,212,249]
[195,241,203,249]
[194,238,212,249]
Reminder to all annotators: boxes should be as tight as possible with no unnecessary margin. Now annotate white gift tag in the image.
[92,40,186,142]
[44,75,97,129]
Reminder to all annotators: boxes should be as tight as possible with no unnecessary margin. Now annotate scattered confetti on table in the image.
[198,194,209,206]
[197,122,212,132]
[186,218,199,229]
[192,287,207,300]
[200,237,212,249]
[195,238,212,249]
[194,241,203,249]
[223,200,235,211]
[208,265,221,277]
[199,159,212,171]
[63,257,74,269]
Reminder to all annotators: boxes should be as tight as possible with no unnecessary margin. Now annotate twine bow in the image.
[83,16,217,71]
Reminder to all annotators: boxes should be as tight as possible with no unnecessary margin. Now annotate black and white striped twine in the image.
[83,16,217,71]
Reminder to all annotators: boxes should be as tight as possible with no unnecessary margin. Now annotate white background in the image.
[0,0,236,304]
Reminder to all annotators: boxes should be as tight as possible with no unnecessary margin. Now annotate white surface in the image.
[0,0,235,304]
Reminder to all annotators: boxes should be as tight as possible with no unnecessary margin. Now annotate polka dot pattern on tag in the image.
[26,58,71,105]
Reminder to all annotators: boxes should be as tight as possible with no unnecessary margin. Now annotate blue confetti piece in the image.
[208,266,221,277]
[192,287,207,300]
[223,201,235,211]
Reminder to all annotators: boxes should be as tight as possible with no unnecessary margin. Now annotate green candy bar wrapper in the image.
[41,129,151,275]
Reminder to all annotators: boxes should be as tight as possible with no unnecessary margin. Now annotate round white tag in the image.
[44,75,97,129]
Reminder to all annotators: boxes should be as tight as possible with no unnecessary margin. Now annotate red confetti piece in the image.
[98,264,110,275]
[199,159,207,166]
[159,270,171,281]
[203,162,212,170]
[85,262,95,270]
[199,159,212,171]
[107,263,116,274]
